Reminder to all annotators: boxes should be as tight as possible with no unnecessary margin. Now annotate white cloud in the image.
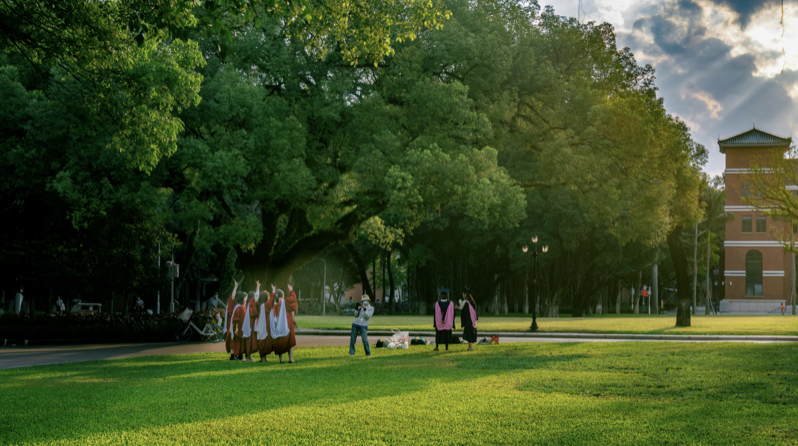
[683,91,724,119]
[538,0,798,178]
[697,0,798,78]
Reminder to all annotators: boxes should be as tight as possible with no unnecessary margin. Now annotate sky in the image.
[538,0,798,177]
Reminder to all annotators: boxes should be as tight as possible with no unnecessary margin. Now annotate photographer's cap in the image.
[361,295,371,302]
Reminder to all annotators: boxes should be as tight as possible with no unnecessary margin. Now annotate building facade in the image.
[721,128,793,313]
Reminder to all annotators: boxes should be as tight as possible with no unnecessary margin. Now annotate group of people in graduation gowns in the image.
[221,279,478,359]
[433,286,479,351]
[223,280,298,364]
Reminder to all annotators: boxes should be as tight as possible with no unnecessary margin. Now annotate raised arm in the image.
[286,285,298,312]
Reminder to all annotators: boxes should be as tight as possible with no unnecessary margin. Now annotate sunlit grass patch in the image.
[296,314,798,336]
[1,342,797,445]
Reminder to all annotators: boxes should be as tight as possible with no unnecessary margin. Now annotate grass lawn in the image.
[296,314,798,336]
[2,343,798,445]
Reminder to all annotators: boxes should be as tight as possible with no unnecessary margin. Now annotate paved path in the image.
[2,334,796,370]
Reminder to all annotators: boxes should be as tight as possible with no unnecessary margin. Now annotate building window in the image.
[756,216,767,233]
[742,181,752,198]
[745,250,763,297]
[742,216,752,233]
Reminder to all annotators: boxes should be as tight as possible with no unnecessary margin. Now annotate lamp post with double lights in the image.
[523,236,548,331]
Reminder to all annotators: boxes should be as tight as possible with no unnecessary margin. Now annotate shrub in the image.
[0,312,189,342]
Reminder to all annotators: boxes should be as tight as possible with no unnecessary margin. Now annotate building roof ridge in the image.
[719,127,792,153]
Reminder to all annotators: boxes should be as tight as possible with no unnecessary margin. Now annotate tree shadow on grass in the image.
[3,342,797,445]
[0,344,589,445]
[512,342,798,406]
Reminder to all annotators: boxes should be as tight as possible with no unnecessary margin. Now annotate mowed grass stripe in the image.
[1,343,797,445]
[295,314,798,336]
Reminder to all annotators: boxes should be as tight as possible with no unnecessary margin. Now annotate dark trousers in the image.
[349,325,371,356]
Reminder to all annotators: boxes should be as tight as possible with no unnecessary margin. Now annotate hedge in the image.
[0,312,195,343]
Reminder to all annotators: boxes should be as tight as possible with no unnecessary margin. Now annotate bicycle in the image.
[174,308,225,343]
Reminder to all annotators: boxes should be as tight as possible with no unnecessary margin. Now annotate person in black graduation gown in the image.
[433,289,455,351]
[459,286,478,351]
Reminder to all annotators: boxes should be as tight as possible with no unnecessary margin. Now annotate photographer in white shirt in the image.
[349,295,374,357]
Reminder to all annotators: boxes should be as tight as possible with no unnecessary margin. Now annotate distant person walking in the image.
[350,295,374,357]
[433,289,455,352]
[54,296,65,314]
[782,302,786,315]
[134,296,145,313]
[459,287,478,351]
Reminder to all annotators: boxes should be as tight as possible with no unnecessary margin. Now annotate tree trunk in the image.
[28,285,36,316]
[503,279,509,315]
[196,276,202,312]
[705,228,711,315]
[345,245,376,301]
[667,224,692,327]
[173,229,199,298]
[418,266,428,315]
[544,290,560,317]
[493,279,500,315]
[634,271,642,314]
[652,264,659,315]
[523,270,529,314]
[381,251,387,306]
[388,250,395,315]
[615,280,621,314]
[692,222,698,315]
[792,252,796,315]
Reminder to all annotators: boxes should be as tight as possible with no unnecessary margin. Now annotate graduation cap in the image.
[464,286,472,294]
[439,288,450,294]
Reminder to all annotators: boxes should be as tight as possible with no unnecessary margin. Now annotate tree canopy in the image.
[0,0,709,324]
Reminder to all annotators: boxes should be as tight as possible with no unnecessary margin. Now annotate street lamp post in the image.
[523,236,548,332]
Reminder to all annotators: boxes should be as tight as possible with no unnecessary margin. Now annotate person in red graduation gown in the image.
[257,289,275,362]
[270,284,298,363]
[243,281,262,362]
[231,291,247,360]
[224,280,239,358]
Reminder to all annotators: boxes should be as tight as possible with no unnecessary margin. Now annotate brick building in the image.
[721,128,793,312]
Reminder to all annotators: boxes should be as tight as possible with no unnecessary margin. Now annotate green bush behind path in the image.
[2,343,797,445]
[295,314,798,336]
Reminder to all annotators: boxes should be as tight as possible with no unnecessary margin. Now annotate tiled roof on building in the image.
[718,128,792,153]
